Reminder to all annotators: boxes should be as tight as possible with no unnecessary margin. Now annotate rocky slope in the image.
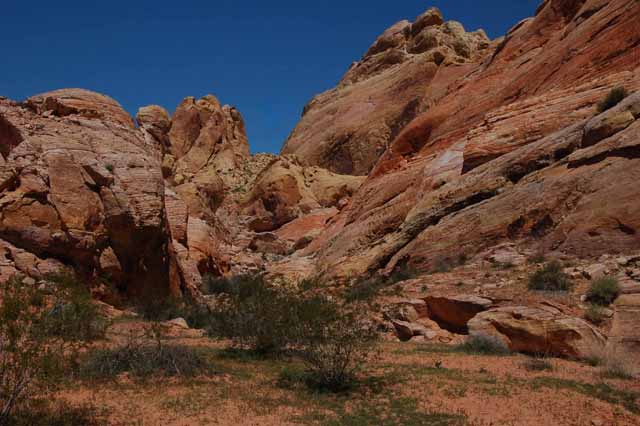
[292,0,640,281]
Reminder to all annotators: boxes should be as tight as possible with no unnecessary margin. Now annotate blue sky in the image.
[1,1,540,153]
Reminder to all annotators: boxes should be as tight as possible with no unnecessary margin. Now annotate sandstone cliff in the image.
[294,0,640,281]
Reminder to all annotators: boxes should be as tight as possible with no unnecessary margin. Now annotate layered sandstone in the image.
[281,7,493,175]
[298,0,640,281]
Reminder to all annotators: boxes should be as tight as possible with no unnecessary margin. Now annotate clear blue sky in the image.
[1,1,540,153]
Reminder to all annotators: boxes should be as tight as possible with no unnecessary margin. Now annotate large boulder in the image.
[296,0,640,282]
[468,305,607,359]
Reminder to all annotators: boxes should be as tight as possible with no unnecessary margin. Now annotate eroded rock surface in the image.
[241,156,364,232]
[281,7,492,175]
[300,0,640,282]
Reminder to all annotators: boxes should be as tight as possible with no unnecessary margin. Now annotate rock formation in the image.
[0,90,168,297]
[281,7,493,175]
[241,155,364,232]
[297,0,640,281]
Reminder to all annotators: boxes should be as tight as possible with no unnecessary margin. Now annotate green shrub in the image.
[455,334,511,356]
[105,164,114,173]
[597,86,628,113]
[584,304,607,325]
[210,275,378,390]
[343,276,388,303]
[586,277,621,306]
[0,276,69,424]
[387,263,418,284]
[208,274,296,354]
[528,261,572,292]
[528,253,547,265]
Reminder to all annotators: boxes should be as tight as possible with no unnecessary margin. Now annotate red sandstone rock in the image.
[299,0,640,281]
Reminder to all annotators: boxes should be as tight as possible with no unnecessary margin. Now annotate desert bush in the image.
[586,348,637,380]
[584,304,608,325]
[522,357,554,372]
[528,252,547,265]
[527,261,572,292]
[208,274,296,354]
[290,296,378,392]
[601,357,635,380]
[210,274,378,390]
[387,263,419,284]
[343,276,389,303]
[455,334,511,356]
[597,86,628,113]
[80,325,213,380]
[586,277,621,306]
[0,276,68,425]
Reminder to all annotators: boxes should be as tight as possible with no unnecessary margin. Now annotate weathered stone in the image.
[468,305,607,359]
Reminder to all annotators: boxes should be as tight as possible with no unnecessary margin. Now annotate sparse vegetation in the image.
[320,397,467,426]
[455,334,511,356]
[208,274,298,354]
[209,274,378,391]
[528,252,547,265]
[527,261,572,292]
[586,276,621,306]
[597,86,628,113]
[344,276,389,303]
[79,324,214,380]
[104,163,114,173]
[42,272,109,342]
[531,377,639,414]
[5,401,108,426]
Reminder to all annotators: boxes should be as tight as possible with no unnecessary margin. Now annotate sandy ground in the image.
[52,333,639,426]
